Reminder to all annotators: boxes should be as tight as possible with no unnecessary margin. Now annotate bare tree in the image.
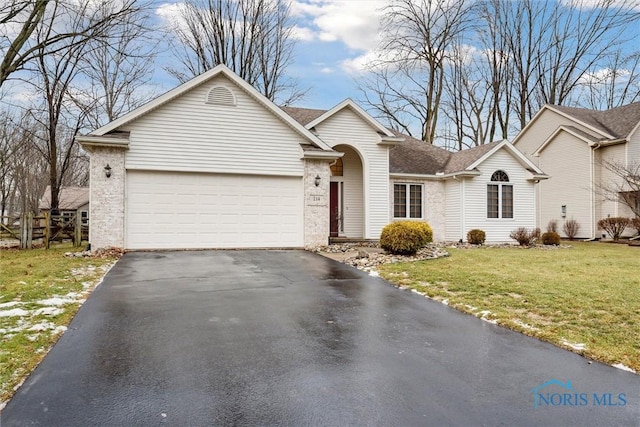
[165,0,304,104]
[0,110,49,217]
[71,14,158,129]
[597,159,640,218]
[576,50,640,110]
[359,0,476,144]
[482,0,640,129]
[0,0,146,88]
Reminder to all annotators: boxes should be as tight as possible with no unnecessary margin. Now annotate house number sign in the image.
[308,194,326,206]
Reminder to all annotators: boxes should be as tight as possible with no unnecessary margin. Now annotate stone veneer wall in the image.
[89,147,126,250]
[389,179,446,242]
[303,159,332,247]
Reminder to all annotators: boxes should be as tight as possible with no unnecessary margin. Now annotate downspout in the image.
[591,143,601,240]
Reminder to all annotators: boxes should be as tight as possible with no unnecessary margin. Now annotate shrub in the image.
[546,219,558,233]
[562,218,580,240]
[631,217,640,235]
[597,217,631,241]
[541,231,561,245]
[509,227,540,246]
[380,221,433,255]
[467,229,486,245]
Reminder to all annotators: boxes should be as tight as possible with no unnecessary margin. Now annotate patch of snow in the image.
[0,301,21,309]
[33,307,64,316]
[477,310,491,318]
[369,270,379,277]
[27,334,40,342]
[513,319,539,331]
[0,308,29,317]
[36,297,75,306]
[613,363,636,373]
[27,321,57,332]
[53,326,67,334]
[17,281,27,285]
[442,299,449,306]
[481,318,498,324]
[561,340,587,351]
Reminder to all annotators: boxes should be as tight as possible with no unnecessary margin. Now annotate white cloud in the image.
[156,2,187,28]
[291,25,316,41]
[579,68,632,85]
[292,0,386,51]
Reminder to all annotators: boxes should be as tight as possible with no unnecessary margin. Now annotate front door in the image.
[330,182,339,237]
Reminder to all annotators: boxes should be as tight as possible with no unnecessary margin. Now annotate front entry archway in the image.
[330,144,364,238]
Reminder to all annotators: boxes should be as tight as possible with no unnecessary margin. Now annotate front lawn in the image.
[0,245,120,405]
[378,241,640,372]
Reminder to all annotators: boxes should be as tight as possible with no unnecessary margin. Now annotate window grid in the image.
[394,183,423,219]
[394,184,406,218]
[487,170,513,219]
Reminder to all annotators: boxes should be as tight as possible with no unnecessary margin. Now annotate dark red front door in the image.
[330,182,339,237]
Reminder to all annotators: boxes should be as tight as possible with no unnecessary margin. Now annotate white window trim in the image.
[393,182,424,219]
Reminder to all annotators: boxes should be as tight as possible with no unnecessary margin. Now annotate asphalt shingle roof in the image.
[39,186,89,210]
[551,101,640,139]
[282,106,498,175]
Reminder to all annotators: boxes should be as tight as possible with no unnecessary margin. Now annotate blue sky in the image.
[154,0,387,109]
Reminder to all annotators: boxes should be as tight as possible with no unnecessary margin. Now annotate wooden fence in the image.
[0,212,88,249]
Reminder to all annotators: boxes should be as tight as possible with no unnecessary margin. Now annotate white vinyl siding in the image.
[445,179,462,241]
[339,146,364,237]
[126,171,303,249]
[121,75,304,176]
[538,132,592,238]
[463,149,537,242]
[628,125,640,167]
[314,107,390,239]
[514,108,599,165]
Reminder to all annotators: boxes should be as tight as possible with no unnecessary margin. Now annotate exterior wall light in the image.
[561,205,566,218]
[314,175,321,187]
[104,164,112,178]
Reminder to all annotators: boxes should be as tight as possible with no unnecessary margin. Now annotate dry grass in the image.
[379,242,640,372]
[0,244,120,404]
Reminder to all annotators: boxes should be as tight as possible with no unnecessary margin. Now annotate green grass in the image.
[0,244,120,404]
[378,241,640,372]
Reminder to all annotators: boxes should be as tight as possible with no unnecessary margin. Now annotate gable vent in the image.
[206,86,236,106]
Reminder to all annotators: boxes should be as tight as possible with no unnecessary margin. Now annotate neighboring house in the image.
[38,186,89,225]
[513,102,640,239]
[78,65,546,251]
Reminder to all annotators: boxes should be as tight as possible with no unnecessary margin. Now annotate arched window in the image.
[487,170,513,218]
[330,158,343,176]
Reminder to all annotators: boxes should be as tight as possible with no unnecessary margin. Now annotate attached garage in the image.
[126,171,303,249]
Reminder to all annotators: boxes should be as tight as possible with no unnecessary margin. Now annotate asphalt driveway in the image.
[1,250,638,426]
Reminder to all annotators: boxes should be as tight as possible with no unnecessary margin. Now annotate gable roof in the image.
[280,106,327,126]
[282,104,545,178]
[550,102,640,140]
[514,101,640,146]
[39,186,89,211]
[82,64,334,152]
[304,99,396,138]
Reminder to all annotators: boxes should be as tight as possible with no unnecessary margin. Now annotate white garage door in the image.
[126,171,304,249]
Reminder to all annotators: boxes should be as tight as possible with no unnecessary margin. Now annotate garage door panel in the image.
[126,171,304,249]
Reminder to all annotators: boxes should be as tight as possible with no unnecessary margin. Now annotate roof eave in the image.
[379,136,405,145]
[390,170,481,180]
[301,151,344,160]
[588,138,627,148]
[76,135,130,149]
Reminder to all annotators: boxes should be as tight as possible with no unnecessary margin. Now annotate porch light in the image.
[104,164,112,178]
[314,174,321,187]
[561,205,566,217]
